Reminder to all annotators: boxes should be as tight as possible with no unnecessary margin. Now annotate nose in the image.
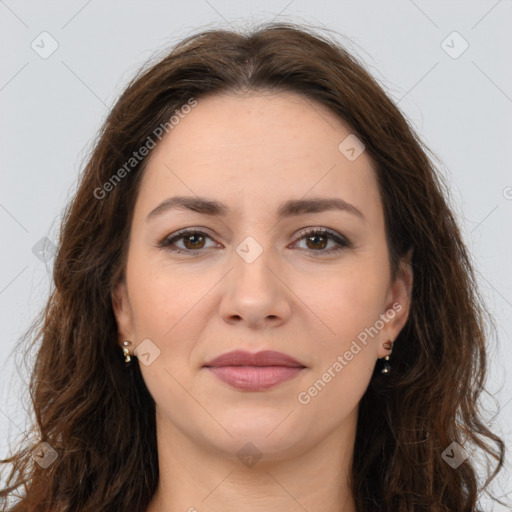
[218,239,291,330]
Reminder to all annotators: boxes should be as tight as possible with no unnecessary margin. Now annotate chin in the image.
[204,413,310,460]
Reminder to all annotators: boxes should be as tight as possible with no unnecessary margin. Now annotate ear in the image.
[111,279,135,349]
[378,248,413,357]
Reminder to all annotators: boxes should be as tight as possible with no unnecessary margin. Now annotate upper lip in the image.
[203,350,306,368]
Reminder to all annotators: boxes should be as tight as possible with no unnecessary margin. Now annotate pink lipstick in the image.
[203,349,306,391]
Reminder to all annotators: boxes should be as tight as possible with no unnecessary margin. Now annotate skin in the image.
[112,90,413,512]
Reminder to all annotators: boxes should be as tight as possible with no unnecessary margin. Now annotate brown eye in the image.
[159,229,217,255]
[305,233,328,251]
[159,227,351,257]
[181,233,206,250]
[293,228,351,255]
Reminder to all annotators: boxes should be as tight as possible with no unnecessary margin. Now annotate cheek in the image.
[296,355,374,427]
[125,260,204,400]
[302,263,389,343]
[124,251,204,353]
[296,260,388,403]
[127,275,176,339]
[296,274,380,413]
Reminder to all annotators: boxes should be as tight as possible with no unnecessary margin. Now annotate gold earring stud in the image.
[122,340,132,364]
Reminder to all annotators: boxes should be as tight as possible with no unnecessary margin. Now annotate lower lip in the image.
[205,366,305,391]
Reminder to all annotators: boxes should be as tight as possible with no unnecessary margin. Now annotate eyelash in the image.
[158,227,352,257]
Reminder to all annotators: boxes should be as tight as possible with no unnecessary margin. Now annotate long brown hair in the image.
[0,21,506,512]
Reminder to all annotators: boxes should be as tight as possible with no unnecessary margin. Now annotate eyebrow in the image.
[146,195,365,222]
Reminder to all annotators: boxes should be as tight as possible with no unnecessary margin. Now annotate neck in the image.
[146,408,358,512]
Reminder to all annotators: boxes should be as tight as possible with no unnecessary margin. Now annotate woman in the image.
[0,21,506,512]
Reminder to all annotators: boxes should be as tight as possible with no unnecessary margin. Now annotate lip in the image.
[204,349,305,368]
[203,350,307,391]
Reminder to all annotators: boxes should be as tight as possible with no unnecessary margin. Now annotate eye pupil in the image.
[184,234,205,249]
[307,234,327,250]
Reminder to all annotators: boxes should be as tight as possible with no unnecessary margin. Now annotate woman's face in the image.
[113,91,412,461]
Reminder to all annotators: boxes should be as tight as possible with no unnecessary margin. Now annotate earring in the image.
[122,341,132,366]
[380,340,393,374]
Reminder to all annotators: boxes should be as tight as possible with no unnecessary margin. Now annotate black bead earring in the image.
[380,340,393,374]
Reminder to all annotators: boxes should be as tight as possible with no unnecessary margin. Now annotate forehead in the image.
[135,91,382,222]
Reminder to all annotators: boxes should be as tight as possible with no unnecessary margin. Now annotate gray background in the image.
[1,0,511,508]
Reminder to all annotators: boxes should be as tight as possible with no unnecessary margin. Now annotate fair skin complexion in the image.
[112,90,413,512]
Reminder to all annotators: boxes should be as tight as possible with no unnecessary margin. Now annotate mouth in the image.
[203,350,307,391]
[205,365,306,391]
